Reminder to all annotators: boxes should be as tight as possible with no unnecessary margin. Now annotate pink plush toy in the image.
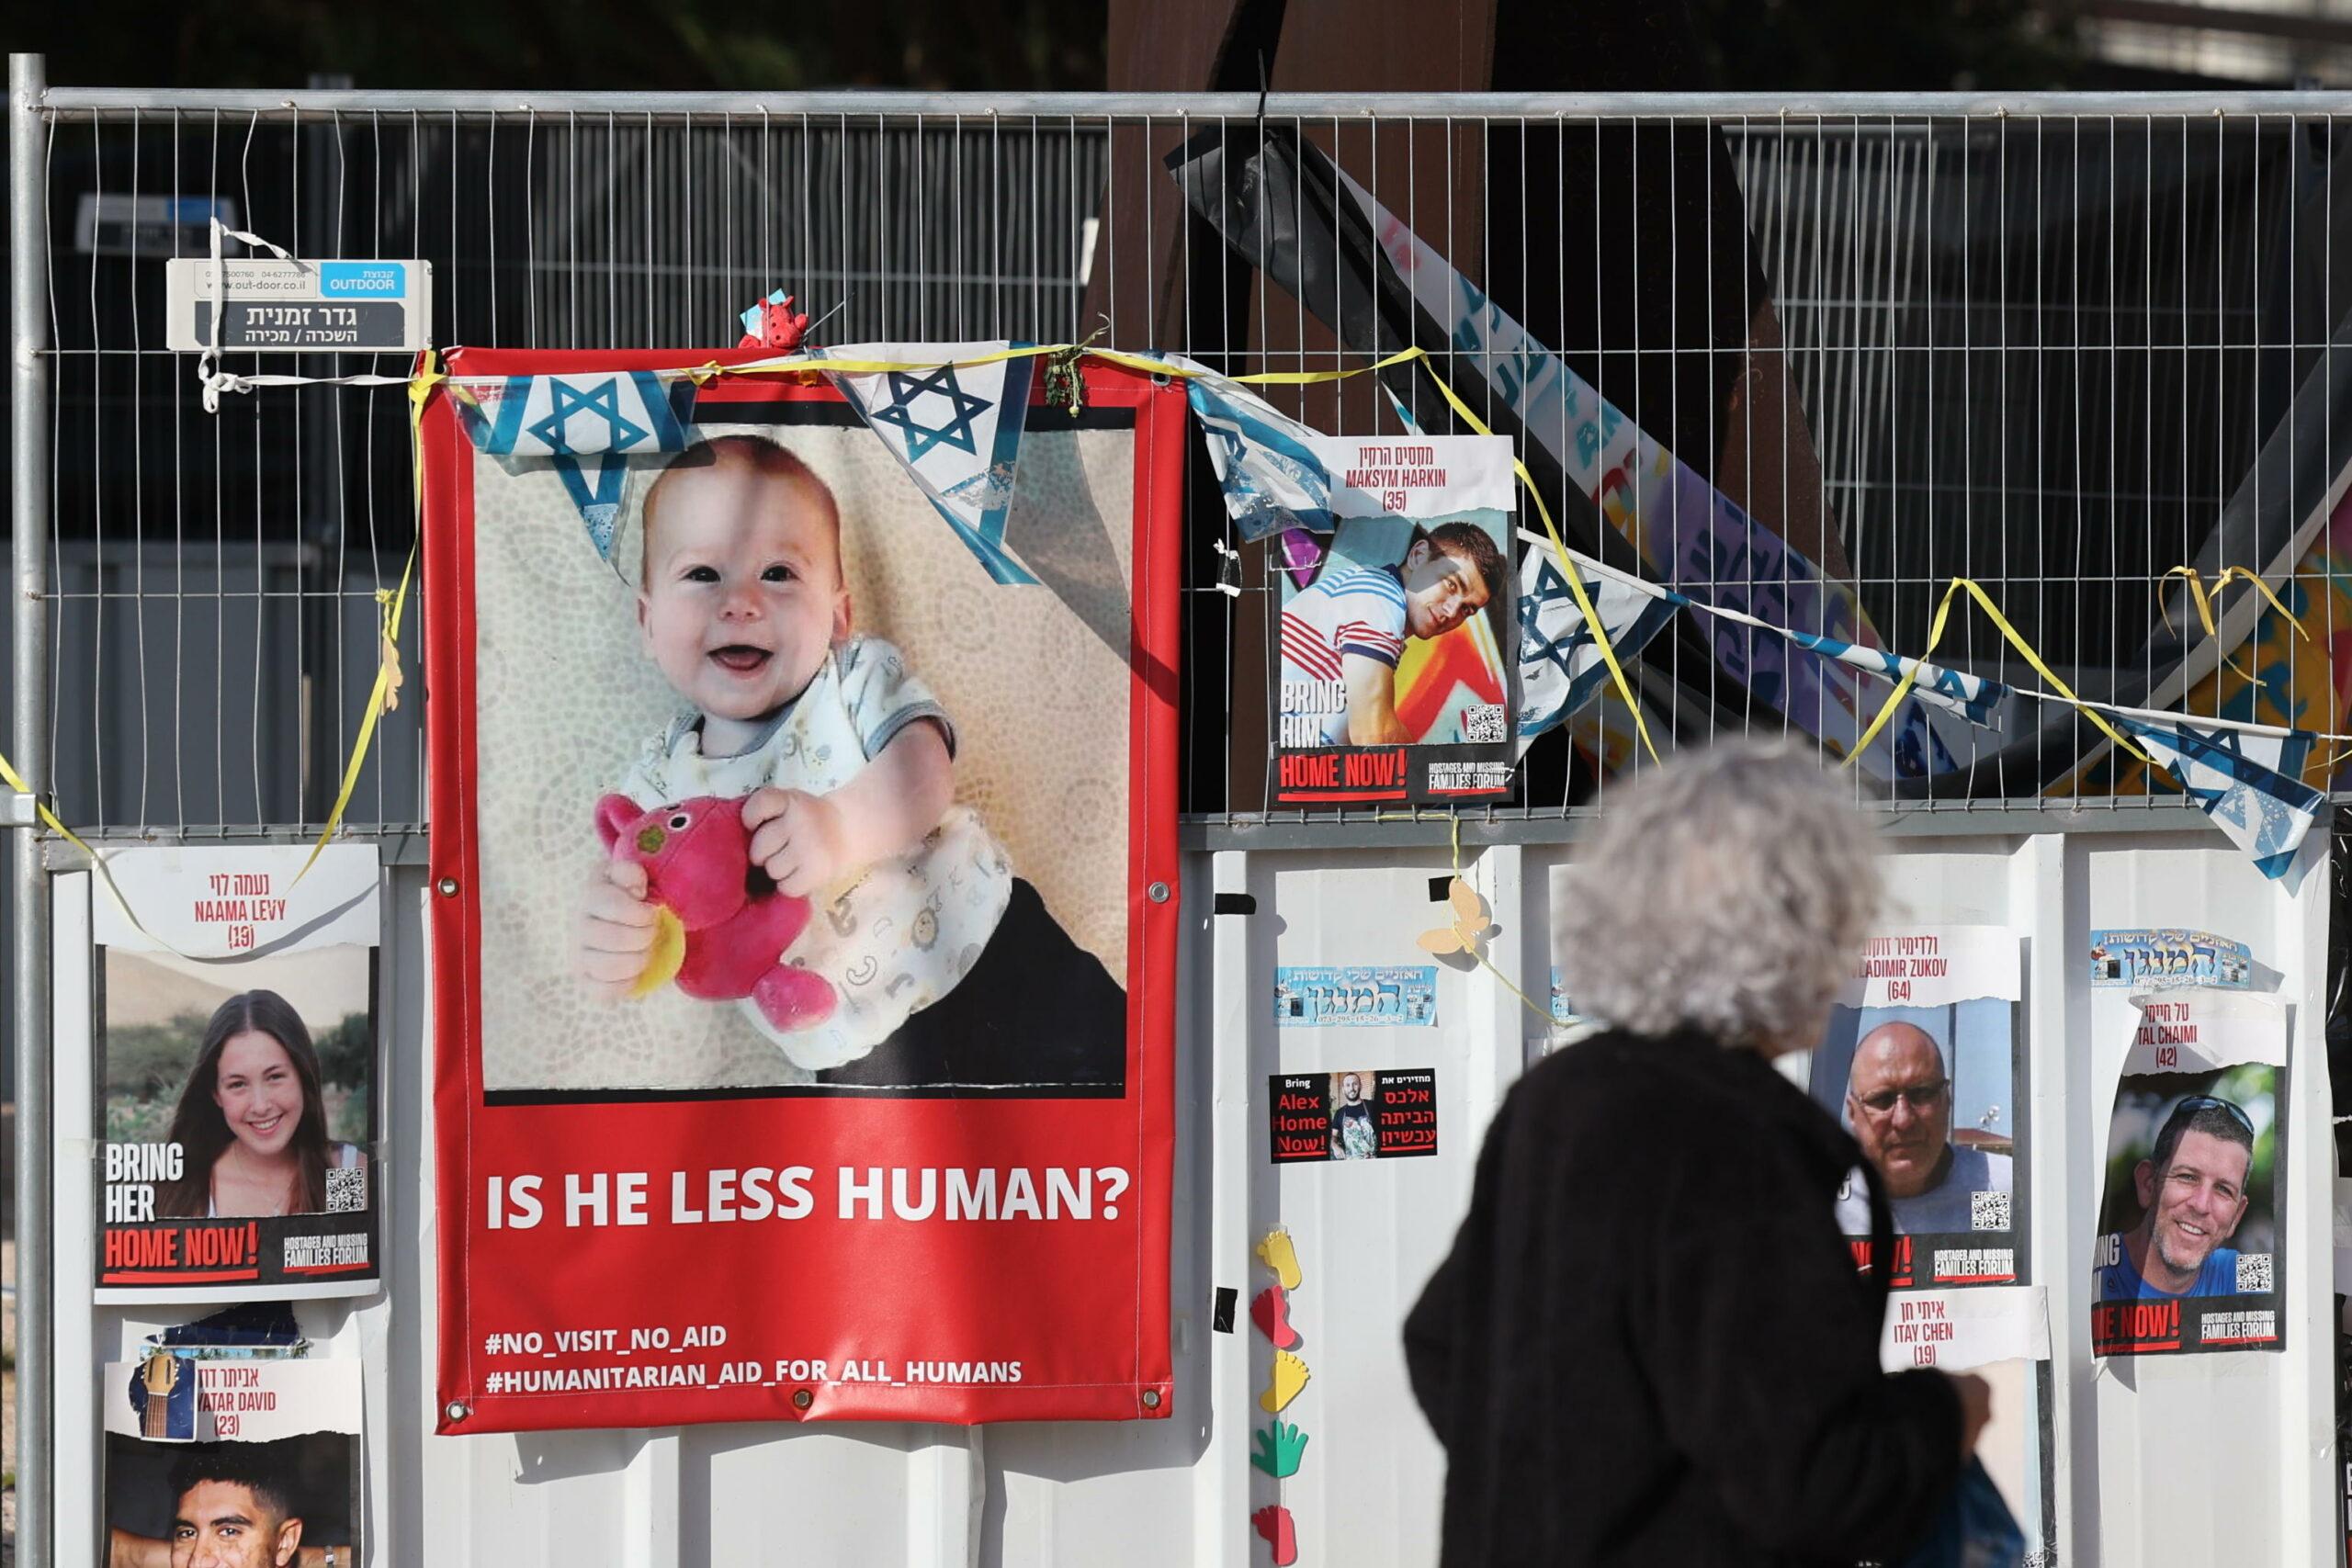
[594,793,837,1032]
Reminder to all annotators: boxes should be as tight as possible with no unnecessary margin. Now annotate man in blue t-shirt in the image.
[2094,1096,2256,1302]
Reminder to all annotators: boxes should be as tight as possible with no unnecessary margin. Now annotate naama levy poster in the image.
[424,351,1181,1428]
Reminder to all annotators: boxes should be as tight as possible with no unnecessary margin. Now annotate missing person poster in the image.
[1267,1069,1438,1162]
[104,1358,363,1566]
[2090,987,2287,1356]
[1272,435,1518,806]
[1806,926,2024,1292]
[424,350,1181,1429]
[93,846,381,1303]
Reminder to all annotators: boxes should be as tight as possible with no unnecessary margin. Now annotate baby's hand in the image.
[743,787,850,898]
[576,856,658,999]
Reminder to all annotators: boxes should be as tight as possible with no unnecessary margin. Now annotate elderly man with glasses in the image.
[2095,1096,2257,1303]
[1835,1021,2012,1235]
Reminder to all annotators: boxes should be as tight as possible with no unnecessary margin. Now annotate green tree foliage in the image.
[105,1011,209,1102]
[313,1011,373,1091]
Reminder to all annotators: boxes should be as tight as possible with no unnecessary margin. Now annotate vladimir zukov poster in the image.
[1807,925,2025,1292]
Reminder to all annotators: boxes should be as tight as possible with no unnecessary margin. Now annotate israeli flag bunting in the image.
[1183,372,1335,540]
[1515,550,1679,752]
[818,343,1038,587]
[1784,631,2009,729]
[450,370,697,559]
[2118,716,2322,879]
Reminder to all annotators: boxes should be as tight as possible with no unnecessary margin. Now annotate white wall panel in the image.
[51,830,2335,1566]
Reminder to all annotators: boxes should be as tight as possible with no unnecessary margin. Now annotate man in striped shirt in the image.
[1279,523,1506,745]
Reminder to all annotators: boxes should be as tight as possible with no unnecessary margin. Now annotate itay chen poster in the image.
[424,349,1181,1429]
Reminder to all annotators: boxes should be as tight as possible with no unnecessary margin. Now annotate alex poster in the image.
[424,350,1180,1429]
[93,846,381,1302]
[1272,435,1518,806]
[104,1358,362,1566]
[2090,987,2286,1356]
[1805,926,2024,1292]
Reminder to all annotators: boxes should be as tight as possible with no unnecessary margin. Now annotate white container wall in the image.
[43,824,2337,1567]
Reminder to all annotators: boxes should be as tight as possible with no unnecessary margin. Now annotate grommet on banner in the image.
[1148,881,1170,904]
[445,1401,469,1422]
[1141,1388,1162,1409]
[790,1388,814,1412]
[436,877,459,897]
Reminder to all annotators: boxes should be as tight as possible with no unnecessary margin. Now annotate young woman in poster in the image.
[154,991,365,1220]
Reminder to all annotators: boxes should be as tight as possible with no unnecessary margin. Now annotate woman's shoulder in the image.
[1514,1029,1843,1170]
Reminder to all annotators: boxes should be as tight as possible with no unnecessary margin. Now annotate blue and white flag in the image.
[450,370,697,558]
[817,343,1037,586]
[1786,631,2009,730]
[1184,372,1334,541]
[2119,716,2322,879]
[1515,549,1678,752]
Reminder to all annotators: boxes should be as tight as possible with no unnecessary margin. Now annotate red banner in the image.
[426,349,1181,1429]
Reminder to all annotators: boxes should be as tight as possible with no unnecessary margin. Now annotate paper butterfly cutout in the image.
[1417,876,1498,961]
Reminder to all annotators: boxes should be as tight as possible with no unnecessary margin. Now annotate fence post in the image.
[10,49,53,1568]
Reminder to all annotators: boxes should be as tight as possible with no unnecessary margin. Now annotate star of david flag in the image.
[1784,630,2010,730]
[1514,548,1679,753]
[2118,715,2322,879]
[1182,370,1334,541]
[815,343,1038,586]
[449,370,697,558]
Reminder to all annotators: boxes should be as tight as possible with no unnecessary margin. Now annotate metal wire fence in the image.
[18,87,2352,836]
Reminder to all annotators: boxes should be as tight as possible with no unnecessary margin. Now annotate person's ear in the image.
[831,587,854,646]
[2222,1189,2251,1238]
[1402,538,1431,572]
[2133,1158,2158,1210]
[273,1517,303,1567]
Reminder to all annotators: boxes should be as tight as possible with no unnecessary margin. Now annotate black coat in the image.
[1405,1028,1962,1567]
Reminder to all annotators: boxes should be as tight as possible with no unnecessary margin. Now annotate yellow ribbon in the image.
[1378,811,1556,1030]
[684,340,1662,761]
[1843,577,2152,770]
[0,748,195,952]
[290,350,438,884]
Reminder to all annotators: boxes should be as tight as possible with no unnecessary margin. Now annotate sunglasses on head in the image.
[1853,1078,1951,1114]
[2166,1094,2255,1138]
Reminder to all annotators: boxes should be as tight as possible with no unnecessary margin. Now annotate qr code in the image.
[326,1166,368,1213]
[1462,704,1507,743]
[1970,1190,2011,1231]
[2237,1252,2273,1292]
[2022,1551,2057,1568]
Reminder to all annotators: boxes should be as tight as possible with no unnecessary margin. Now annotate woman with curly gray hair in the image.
[1406,742,1990,1568]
